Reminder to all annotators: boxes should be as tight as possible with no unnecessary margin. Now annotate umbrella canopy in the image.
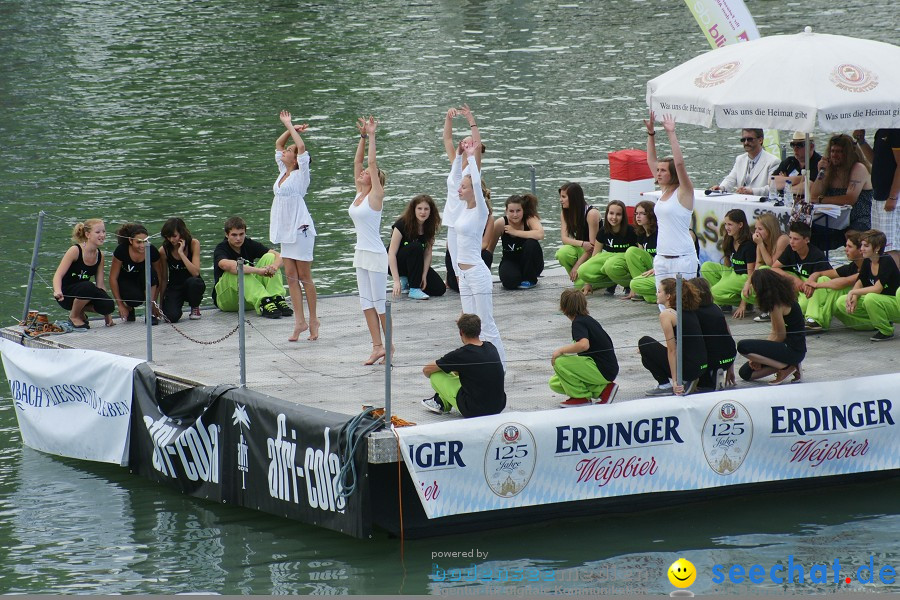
[646,27,900,133]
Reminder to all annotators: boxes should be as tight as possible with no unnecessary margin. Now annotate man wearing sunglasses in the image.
[772,131,822,195]
[711,128,781,196]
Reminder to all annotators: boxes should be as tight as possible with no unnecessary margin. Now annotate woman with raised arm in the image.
[109,222,164,324]
[485,193,545,290]
[52,219,116,328]
[442,104,490,292]
[809,133,874,249]
[388,194,446,299]
[453,140,507,369]
[737,269,806,384]
[645,111,698,293]
[351,116,389,365]
[556,182,601,293]
[159,217,205,323]
[271,110,319,341]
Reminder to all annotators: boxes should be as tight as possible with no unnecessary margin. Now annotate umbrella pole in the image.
[804,133,811,205]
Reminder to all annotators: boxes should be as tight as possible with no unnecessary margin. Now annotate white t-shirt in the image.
[270,150,316,244]
[453,156,488,265]
[654,190,695,257]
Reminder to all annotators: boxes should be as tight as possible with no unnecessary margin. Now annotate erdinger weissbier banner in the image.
[0,338,142,465]
[395,374,900,519]
[683,0,759,47]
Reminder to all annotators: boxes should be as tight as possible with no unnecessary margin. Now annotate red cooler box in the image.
[608,149,655,221]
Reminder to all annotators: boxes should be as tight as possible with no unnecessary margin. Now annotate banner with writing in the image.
[683,0,759,47]
[395,374,900,519]
[0,338,143,465]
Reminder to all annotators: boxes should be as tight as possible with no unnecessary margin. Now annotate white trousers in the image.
[458,263,507,369]
[653,254,699,289]
[356,268,386,313]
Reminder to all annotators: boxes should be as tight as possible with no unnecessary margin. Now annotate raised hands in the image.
[662,113,676,133]
[365,116,378,136]
[279,110,293,127]
[293,123,309,134]
[356,117,367,136]
[459,103,475,124]
[643,110,656,135]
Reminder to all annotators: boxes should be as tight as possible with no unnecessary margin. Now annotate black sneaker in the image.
[274,295,293,317]
[605,285,617,295]
[259,297,282,319]
[126,307,136,322]
[421,394,449,414]
[805,318,822,332]
[871,331,895,342]
[754,312,770,323]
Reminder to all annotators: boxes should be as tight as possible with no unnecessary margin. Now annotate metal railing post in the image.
[22,211,45,323]
[384,299,392,423]
[675,273,683,389]
[529,166,537,195]
[144,239,153,362]
[237,258,247,388]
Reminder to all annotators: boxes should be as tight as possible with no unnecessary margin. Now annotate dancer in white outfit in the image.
[272,110,319,341]
[451,141,507,369]
[644,111,698,296]
[442,104,488,291]
[350,116,390,366]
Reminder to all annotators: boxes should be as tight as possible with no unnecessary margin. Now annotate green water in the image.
[2,0,900,593]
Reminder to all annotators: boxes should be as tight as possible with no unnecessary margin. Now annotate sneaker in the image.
[408,288,430,300]
[683,378,700,396]
[715,368,728,391]
[623,287,630,295]
[274,295,293,317]
[518,281,535,289]
[399,276,409,293]
[151,315,159,326]
[645,384,674,397]
[595,382,619,404]
[189,307,202,320]
[421,394,449,414]
[559,397,592,408]
[126,308,136,322]
[259,297,282,319]
[871,331,895,341]
[605,285,617,295]
[754,312,770,322]
[719,304,733,313]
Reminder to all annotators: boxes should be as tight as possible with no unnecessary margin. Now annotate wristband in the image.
[647,131,656,136]
[360,134,368,139]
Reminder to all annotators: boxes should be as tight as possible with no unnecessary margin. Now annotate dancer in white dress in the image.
[450,140,507,369]
[272,110,319,341]
[351,116,390,365]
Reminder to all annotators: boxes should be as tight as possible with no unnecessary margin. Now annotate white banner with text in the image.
[0,338,143,465]
[396,374,900,519]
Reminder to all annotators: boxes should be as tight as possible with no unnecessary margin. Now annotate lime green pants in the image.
[429,371,462,411]
[214,253,284,313]
[835,290,900,335]
[625,247,657,303]
[700,262,748,306]
[549,354,611,399]
[803,276,850,330]
[556,245,587,289]
[605,250,634,289]
[578,251,622,289]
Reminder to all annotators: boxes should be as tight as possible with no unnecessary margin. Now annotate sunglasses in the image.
[789,142,807,148]
[740,137,760,143]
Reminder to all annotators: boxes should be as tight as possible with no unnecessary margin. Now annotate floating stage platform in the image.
[3,268,899,538]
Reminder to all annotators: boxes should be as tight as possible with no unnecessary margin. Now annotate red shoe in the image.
[595,382,619,404]
[559,397,591,408]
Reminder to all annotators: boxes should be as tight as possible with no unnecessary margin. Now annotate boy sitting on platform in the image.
[770,221,831,327]
[550,289,619,407]
[212,216,289,319]
[834,229,900,341]
[422,314,506,417]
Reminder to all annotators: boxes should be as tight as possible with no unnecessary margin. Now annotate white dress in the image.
[270,150,315,260]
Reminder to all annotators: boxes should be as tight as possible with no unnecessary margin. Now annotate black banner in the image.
[129,367,371,538]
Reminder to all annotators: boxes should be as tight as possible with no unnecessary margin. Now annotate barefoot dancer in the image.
[272,110,319,341]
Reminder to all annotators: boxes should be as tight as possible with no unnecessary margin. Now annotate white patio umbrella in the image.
[646,26,900,134]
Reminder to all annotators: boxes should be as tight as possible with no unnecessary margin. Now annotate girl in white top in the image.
[644,111,698,292]
[451,141,507,369]
[272,110,319,342]
[351,116,390,366]
[442,104,486,289]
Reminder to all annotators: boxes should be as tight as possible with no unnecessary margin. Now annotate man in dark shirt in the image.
[212,216,288,318]
[772,222,831,316]
[856,129,900,263]
[422,314,506,418]
[772,131,822,196]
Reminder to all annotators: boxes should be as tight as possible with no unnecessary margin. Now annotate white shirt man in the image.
[713,128,781,196]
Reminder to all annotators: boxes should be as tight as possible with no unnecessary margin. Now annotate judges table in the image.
[641,190,850,265]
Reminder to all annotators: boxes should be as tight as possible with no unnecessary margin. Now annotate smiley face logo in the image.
[668,558,697,588]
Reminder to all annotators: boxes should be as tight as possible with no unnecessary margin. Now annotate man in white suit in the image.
[712,128,781,196]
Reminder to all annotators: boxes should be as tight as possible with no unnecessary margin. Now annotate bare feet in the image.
[378,344,396,365]
[621,291,636,301]
[364,344,386,366]
[308,319,320,341]
[289,322,309,342]
[104,314,115,327]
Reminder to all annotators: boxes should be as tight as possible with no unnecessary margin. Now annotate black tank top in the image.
[501,215,531,257]
[166,243,195,286]
[783,301,807,356]
[676,311,708,375]
[575,206,596,242]
[61,245,100,291]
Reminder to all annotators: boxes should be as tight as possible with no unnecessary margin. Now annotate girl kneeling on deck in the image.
[388,194,446,300]
[550,289,619,407]
[159,218,205,323]
[109,222,164,324]
[486,193,545,290]
[736,269,806,385]
[52,219,116,329]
